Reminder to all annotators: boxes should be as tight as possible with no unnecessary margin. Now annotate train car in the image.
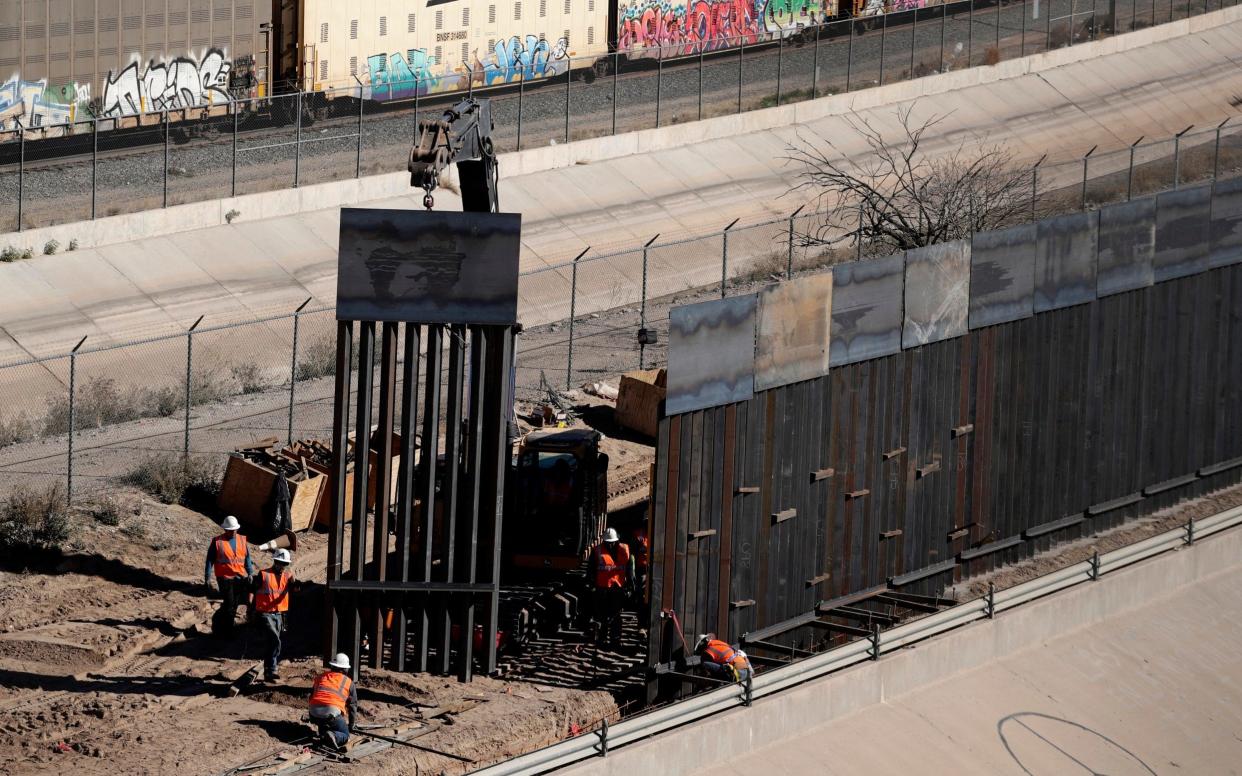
[613,0,840,59]
[0,1,272,132]
[292,0,613,103]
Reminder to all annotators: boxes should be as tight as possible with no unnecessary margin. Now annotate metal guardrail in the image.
[470,502,1242,775]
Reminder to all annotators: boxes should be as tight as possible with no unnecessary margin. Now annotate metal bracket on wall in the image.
[1086,492,1143,516]
[879,529,903,540]
[772,508,797,523]
[810,468,835,482]
[951,424,974,438]
[845,489,870,500]
[735,486,760,495]
[882,447,907,460]
[805,572,832,588]
[688,529,718,539]
[916,462,941,478]
[1022,514,1085,540]
[946,524,974,541]
[730,599,756,610]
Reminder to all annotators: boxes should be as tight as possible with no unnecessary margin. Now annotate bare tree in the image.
[787,107,1032,256]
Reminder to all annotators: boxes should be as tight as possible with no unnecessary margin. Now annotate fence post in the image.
[232,103,240,197]
[1127,136,1143,200]
[612,53,619,136]
[294,91,303,187]
[656,52,664,127]
[66,335,88,506]
[996,0,1002,52]
[737,43,744,113]
[566,247,589,390]
[1021,0,1027,56]
[879,13,887,85]
[968,0,975,64]
[1173,124,1193,190]
[911,10,918,79]
[1030,155,1045,221]
[640,234,659,369]
[288,298,312,443]
[518,68,525,151]
[354,78,364,179]
[91,118,99,220]
[1214,117,1230,180]
[1081,145,1097,211]
[721,218,740,298]
[565,56,572,143]
[163,110,170,208]
[857,201,865,259]
[786,204,805,279]
[812,25,820,98]
[698,48,705,120]
[1048,0,1054,49]
[940,5,947,71]
[184,315,204,458]
[776,32,783,105]
[16,124,24,232]
[848,25,855,90]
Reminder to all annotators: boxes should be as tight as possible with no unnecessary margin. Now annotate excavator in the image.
[407,99,616,650]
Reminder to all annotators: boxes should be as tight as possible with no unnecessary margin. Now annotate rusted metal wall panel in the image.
[969,224,1037,329]
[903,241,970,348]
[830,253,905,366]
[1034,211,1098,312]
[1097,198,1156,297]
[1153,186,1211,282]
[1210,177,1242,269]
[666,294,757,415]
[755,274,834,391]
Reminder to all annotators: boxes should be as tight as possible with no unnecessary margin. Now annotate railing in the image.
[0,0,1227,233]
[468,501,1242,775]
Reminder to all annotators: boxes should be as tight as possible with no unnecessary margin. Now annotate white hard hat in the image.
[272,548,292,564]
[328,653,350,670]
[695,634,711,651]
[603,527,620,543]
[221,515,240,531]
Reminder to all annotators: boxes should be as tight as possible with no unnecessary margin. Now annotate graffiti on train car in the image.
[0,76,91,130]
[100,49,234,118]
[617,0,833,54]
[366,35,569,101]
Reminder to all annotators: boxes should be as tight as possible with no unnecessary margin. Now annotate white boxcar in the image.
[299,0,612,101]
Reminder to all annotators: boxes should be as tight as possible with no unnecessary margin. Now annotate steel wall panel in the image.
[829,253,905,366]
[969,224,1036,329]
[903,241,971,348]
[1210,177,1242,269]
[667,294,757,415]
[1097,198,1156,297]
[1154,186,1211,282]
[1034,212,1098,312]
[755,274,834,391]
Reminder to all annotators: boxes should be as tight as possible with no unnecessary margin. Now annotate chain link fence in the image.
[0,0,1224,233]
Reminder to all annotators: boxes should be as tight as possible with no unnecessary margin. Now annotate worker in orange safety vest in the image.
[591,527,634,648]
[252,548,296,681]
[310,653,359,750]
[695,634,753,683]
[204,515,253,636]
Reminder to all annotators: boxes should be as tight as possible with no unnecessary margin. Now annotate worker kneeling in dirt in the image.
[204,515,254,636]
[695,634,752,684]
[253,548,296,682]
[591,527,634,648]
[310,653,358,750]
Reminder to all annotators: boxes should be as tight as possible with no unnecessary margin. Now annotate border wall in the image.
[646,176,1242,682]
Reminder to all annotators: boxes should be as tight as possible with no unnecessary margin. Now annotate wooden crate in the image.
[281,431,404,530]
[615,368,667,439]
[217,455,326,535]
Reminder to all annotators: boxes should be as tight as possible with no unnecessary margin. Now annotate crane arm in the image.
[407,97,499,214]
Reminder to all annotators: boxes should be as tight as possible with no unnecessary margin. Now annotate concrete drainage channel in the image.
[471,503,1242,775]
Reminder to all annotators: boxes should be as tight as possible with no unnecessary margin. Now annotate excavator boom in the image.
[407,97,499,213]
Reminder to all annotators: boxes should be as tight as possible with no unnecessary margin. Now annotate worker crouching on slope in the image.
[204,515,253,636]
[592,527,634,648]
[310,653,359,750]
[695,634,753,684]
[253,548,297,682]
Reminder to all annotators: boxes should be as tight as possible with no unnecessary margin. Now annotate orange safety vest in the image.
[310,671,353,712]
[212,533,248,579]
[254,568,291,613]
[593,542,631,589]
[702,639,750,672]
[634,528,649,570]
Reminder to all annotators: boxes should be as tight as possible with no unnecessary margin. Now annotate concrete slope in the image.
[559,522,1242,776]
[2,9,1242,363]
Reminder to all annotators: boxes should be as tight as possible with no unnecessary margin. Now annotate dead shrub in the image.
[984,46,1000,66]
[0,483,72,551]
[230,362,269,394]
[123,453,222,505]
[296,335,338,382]
[0,412,36,448]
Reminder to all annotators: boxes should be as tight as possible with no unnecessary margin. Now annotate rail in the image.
[469,501,1242,775]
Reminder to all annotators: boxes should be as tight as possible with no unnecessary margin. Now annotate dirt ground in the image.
[0,486,617,775]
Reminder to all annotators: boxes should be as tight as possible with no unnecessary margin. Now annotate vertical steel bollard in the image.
[517,69,525,151]
[1127,136,1143,200]
[786,204,805,279]
[612,53,619,136]
[656,52,663,127]
[232,104,240,196]
[639,234,658,370]
[776,32,783,105]
[857,201,865,259]
[66,335,87,506]
[16,125,24,231]
[566,248,589,389]
[289,298,312,443]
[698,48,705,121]
[184,315,204,458]
[1081,145,1097,210]
[163,110,170,208]
[1031,155,1045,221]
[565,56,572,143]
[91,119,99,220]
[1173,124,1193,190]
[721,218,740,298]
[294,92,303,187]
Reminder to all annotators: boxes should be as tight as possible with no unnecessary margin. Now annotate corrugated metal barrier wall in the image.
[647,176,1242,677]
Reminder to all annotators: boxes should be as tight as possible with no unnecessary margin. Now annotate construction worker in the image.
[695,634,752,683]
[204,515,253,636]
[253,548,295,681]
[631,525,650,597]
[591,527,634,647]
[310,653,358,750]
